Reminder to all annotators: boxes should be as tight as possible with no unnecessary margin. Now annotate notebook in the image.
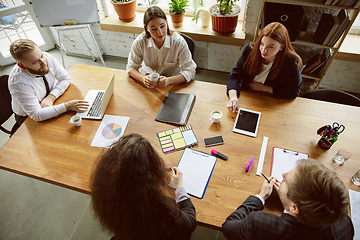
[177,148,217,199]
[77,73,114,120]
[155,92,196,125]
[270,147,309,182]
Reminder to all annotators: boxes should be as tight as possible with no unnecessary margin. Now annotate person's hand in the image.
[142,75,157,88]
[40,94,56,108]
[171,167,184,189]
[248,81,273,93]
[157,76,169,88]
[259,176,278,201]
[64,100,89,112]
[227,97,239,113]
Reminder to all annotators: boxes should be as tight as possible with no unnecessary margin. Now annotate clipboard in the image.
[270,147,309,182]
[177,148,217,199]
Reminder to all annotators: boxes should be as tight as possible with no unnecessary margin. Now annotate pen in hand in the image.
[261,172,270,183]
[235,110,242,115]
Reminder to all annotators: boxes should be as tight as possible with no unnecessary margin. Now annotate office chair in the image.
[179,33,195,59]
[301,89,360,107]
[0,75,19,136]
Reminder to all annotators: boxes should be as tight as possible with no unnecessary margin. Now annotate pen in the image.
[211,149,228,160]
[235,110,242,115]
[261,172,270,183]
[245,157,255,172]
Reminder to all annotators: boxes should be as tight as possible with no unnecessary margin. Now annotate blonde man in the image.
[9,39,88,126]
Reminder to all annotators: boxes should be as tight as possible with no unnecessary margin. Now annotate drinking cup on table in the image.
[209,110,222,123]
[351,170,360,186]
[149,72,160,82]
[333,148,352,165]
[68,115,82,127]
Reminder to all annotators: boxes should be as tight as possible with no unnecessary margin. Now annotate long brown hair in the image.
[91,133,179,239]
[245,22,301,79]
[288,159,349,227]
[143,6,171,38]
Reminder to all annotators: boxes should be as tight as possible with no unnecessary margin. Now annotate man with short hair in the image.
[8,39,88,127]
[222,158,354,240]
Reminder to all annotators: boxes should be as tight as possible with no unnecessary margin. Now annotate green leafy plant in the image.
[169,0,189,15]
[192,0,204,20]
[217,0,237,15]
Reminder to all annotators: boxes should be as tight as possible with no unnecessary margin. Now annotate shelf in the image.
[292,31,336,48]
[100,12,246,47]
[266,0,359,9]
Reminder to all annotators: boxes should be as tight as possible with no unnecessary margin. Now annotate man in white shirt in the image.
[8,39,88,128]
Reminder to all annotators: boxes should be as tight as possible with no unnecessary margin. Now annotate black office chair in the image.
[179,33,195,59]
[301,89,360,107]
[0,75,19,136]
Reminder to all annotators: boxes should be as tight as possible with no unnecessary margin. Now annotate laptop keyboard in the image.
[87,92,104,117]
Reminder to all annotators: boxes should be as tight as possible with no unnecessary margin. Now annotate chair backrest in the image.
[301,89,360,107]
[0,75,15,134]
[179,33,194,59]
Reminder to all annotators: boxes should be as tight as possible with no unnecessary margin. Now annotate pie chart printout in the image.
[102,123,122,140]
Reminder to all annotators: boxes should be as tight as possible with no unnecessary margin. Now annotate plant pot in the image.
[170,12,185,28]
[209,4,240,33]
[111,0,136,22]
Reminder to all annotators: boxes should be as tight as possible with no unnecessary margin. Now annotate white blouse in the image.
[253,61,274,84]
[126,33,197,82]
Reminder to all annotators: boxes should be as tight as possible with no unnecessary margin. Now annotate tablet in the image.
[232,108,261,137]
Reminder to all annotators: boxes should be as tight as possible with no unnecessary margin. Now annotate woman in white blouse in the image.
[126,6,197,88]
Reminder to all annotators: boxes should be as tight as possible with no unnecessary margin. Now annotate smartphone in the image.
[204,135,225,147]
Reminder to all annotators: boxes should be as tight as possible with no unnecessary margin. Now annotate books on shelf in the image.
[314,14,334,45]
[314,10,351,47]
[303,49,332,76]
[303,53,323,74]
[323,0,359,6]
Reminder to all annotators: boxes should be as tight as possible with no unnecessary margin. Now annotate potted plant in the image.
[111,0,137,22]
[209,0,240,33]
[169,0,189,28]
[298,14,310,38]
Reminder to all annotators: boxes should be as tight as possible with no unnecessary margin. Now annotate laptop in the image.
[77,73,115,120]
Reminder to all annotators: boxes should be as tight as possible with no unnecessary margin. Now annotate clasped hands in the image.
[142,74,169,88]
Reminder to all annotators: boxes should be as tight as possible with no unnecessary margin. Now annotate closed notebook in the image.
[155,92,196,125]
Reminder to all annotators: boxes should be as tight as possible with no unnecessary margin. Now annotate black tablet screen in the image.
[235,110,259,133]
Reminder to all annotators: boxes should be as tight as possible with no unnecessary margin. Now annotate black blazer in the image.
[227,43,302,99]
[222,195,354,240]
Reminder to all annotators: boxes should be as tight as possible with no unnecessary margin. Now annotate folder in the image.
[155,92,196,125]
[270,147,309,182]
[177,148,217,199]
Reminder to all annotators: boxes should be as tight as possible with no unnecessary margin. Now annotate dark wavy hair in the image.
[91,133,179,239]
[143,6,171,38]
[245,22,302,79]
[288,159,349,227]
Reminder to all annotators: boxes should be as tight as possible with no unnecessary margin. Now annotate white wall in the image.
[50,0,360,93]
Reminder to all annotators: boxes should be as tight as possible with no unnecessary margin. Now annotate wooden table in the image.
[1,64,359,229]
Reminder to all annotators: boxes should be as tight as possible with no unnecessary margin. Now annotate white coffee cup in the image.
[149,72,160,82]
[68,115,82,127]
[209,110,222,123]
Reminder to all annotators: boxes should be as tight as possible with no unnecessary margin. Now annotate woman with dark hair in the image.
[227,22,303,112]
[91,133,197,240]
[126,6,196,88]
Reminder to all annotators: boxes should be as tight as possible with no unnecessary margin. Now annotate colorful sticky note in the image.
[171,132,182,140]
[159,136,171,141]
[158,132,166,137]
[173,138,186,149]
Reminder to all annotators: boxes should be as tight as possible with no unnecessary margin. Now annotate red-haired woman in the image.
[227,22,303,112]
[91,133,196,240]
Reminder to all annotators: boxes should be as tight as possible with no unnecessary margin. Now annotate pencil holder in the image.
[316,122,345,150]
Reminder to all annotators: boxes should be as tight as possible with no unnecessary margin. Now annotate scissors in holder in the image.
[332,122,345,134]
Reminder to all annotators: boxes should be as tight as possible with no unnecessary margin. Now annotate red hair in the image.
[244,22,301,79]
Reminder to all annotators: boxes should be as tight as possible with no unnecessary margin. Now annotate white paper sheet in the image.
[270,147,308,182]
[349,189,360,240]
[90,115,130,148]
[177,148,217,199]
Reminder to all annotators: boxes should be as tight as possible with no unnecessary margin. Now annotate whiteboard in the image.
[30,0,99,27]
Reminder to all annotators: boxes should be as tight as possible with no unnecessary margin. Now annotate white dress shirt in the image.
[253,61,274,84]
[126,33,197,82]
[8,52,71,121]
